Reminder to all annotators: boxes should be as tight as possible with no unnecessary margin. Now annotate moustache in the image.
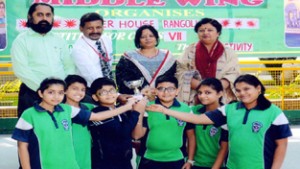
[38,20,51,26]
[89,33,101,36]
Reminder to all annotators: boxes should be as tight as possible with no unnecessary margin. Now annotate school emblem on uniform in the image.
[210,127,218,136]
[61,119,69,131]
[176,119,185,126]
[252,121,263,133]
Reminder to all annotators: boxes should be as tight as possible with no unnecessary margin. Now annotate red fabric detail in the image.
[195,40,224,79]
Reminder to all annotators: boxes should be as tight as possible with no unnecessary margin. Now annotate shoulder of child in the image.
[92,105,110,113]
[81,102,95,111]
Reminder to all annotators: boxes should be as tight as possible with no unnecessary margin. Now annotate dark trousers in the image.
[17,83,39,117]
[17,83,41,169]
[92,159,132,169]
[138,157,185,169]
[192,166,227,169]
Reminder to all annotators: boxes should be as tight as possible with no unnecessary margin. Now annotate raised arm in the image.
[146,104,214,125]
[89,98,137,121]
[18,141,31,169]
[131,98,148,140]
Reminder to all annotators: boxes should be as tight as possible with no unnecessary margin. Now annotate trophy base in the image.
[133,94,143,100]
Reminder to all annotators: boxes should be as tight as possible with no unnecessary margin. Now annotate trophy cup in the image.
[124,77,144,100]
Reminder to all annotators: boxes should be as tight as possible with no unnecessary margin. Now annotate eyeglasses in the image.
[157,87,176,93]
[97,89,117,96]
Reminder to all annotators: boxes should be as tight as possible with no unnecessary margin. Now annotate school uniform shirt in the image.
[89,105,140,169]
[205,102,292,169]
[192,105,228,168]
[72,103,95,169]
[71,35,113,87]
[12,103,91,169]
[143,99,191,162]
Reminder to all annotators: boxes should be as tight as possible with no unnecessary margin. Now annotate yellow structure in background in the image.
[1,60,300,118]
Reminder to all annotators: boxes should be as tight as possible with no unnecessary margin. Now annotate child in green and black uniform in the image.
[134,75,194,169]
[192,78,228,169]
[65,75,94,169]
[12,77,137,169]
[89,77,147,169]
[149,74,292,169]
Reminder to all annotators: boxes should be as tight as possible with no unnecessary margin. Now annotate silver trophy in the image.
[124,77,144,100]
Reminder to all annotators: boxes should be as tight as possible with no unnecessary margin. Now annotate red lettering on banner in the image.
[126,0,145,6]
[33,0,264,6]
[119,20,154,29]
[241,0,264,6]
[224,42,253,51]
[76,0,98,5]
[106,20,114,28]
[168,32,182,41]
[176,0,202,6]
[163,20,197,29]
[102,0,124,6]
[204,0,215,6]
[33,0,62,5]
[176,0,264,6]
[218,0,239,6]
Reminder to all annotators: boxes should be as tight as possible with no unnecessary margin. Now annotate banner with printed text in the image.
[0,0,300,62]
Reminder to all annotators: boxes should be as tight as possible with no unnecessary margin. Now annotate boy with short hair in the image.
[89,77,147,169]
[64,74,94,169]
[133,75,194,169]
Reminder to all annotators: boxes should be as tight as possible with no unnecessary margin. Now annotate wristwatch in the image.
[187,159,195,166]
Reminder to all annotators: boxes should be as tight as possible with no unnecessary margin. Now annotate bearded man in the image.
[11,3,75,118]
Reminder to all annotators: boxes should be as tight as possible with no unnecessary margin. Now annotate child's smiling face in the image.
[65,82,86,104]
[38,84,65,110]
[92,85,118,107]
[155,82,178,105]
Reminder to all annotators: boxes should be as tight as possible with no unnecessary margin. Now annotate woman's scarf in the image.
[195,40,224,79]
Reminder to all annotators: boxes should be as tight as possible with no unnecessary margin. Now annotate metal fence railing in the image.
[1,60,300,120]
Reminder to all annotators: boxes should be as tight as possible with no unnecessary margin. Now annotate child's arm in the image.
[146,104,214,125]
[182,128,196,169]
[18,141,31,169]
[132,98,148,140]
[271,138,288,169]
[89,98,137,121]
[212,141,228,169]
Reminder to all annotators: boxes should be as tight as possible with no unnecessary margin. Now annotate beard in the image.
[30,20,53,34]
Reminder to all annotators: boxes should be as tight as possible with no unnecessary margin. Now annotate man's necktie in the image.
[96,41,113,79]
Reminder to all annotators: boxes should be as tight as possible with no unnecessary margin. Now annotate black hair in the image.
[90,77,116,94]
[0,1,5,8]
[80,12,103,27]
[26,3,54,27]
[38,77,66,93]
[134,25,159,48]
[234,74,271,110]
[197,78,223,104]
[155,75,178,88]
[65,75,87,89]
[194,18,222,35]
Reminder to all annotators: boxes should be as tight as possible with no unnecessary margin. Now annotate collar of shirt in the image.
[27,28,54,37]
[236,102,262,111]
[82,34,100,47]
[197,105,206,113]
[33,102,64,113]
[154,98,181,108]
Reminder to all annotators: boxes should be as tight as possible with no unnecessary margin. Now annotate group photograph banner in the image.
[0,0,300,62]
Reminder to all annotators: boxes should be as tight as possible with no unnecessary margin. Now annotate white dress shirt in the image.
[71,35,113,87]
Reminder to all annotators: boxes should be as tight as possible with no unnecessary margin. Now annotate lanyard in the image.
[82,36,111,62]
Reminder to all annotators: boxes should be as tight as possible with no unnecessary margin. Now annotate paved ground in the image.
[1,125,299,169]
